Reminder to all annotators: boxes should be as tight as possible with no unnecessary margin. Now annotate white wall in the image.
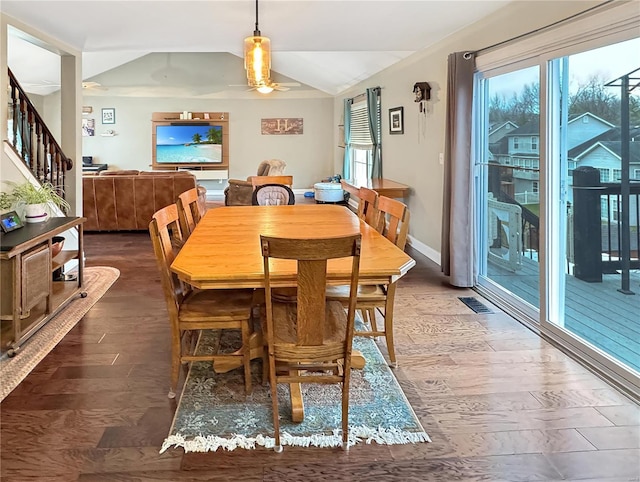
[334,1,603,259]
[44,94,335,190]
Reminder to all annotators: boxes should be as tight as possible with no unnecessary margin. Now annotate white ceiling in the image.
[2,1,514,97]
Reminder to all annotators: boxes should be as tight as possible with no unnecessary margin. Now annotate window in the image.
[532,181,539,193]
[531,136,538,150]
[348,96,381,180]
[598,168,610,182]
[613,169,622,181]
[513,137,519,149]
[634,169,640,180]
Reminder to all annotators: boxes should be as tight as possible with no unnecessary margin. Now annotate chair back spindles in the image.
[356,187,380,228]
[177,188,203,238]
[149,204,186,314]
[376,196,410,250]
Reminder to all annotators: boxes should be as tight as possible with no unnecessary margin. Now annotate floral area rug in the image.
[161,322,430,453]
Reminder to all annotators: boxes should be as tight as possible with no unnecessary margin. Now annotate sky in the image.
[488,37,640,98]
[156,125,222,145]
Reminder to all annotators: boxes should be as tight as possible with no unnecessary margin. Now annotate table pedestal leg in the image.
[214,335,366,424]
[213,332,263,374]
[351,350,365,369]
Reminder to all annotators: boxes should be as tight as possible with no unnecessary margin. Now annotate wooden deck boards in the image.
[487,257,640,372]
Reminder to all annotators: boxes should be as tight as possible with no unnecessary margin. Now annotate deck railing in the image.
[573,166,639,293]
[489,163,639,293]
[7,68,73,200]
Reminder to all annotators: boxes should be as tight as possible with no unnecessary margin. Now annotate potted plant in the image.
[6,181,70,223]
[0,191,13,214]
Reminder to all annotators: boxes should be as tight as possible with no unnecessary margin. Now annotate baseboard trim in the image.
[406,235,441,267]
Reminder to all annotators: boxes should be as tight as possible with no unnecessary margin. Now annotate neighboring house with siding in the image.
[568,127,640,226]
[489,112,624,204]
[488,121,518,144]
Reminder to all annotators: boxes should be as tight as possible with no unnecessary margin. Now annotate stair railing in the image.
[7,68,73,200]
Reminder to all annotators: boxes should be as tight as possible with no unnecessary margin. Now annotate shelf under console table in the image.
[0,216,86,357]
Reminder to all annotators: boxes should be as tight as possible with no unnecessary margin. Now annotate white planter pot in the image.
[24,203,49,223]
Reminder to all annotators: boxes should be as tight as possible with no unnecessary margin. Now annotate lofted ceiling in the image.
[2,1,514,97]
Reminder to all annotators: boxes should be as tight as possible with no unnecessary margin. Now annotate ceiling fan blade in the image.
[274,82,300,87]
[22,80,61,87]
[274,86,290,92]
[82,81,108,91]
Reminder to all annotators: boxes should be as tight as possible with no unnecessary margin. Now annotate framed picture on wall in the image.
[389,107,404,135]
[102,108,115,124]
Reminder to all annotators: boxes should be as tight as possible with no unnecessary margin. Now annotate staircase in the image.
[6,68,73,201]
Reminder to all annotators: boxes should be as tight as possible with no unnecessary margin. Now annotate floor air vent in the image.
[458,296,493,314]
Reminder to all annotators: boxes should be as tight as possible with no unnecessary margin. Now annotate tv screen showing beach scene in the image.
[155,125,223,164]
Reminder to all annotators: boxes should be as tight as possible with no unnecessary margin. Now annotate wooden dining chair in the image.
[261,233,362,452]
[249,175,294,188]
[356,186,380,228]
[327,196,410,367]
[176,187,204,239]
[149,204,254,398]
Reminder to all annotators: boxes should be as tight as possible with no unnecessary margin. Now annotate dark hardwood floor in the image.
[1,214,638,480]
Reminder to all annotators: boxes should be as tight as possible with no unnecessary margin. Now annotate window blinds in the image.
[349,101,373,149]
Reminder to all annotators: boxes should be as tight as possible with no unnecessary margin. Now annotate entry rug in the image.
[161,324,430,452]
[0,266,120,402]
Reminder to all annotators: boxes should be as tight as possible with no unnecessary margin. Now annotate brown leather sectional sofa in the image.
[82,170,204,231]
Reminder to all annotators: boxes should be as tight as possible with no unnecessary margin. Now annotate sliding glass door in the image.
[545,38,640,377]
[476,65,541,320]
[474,17,639,394]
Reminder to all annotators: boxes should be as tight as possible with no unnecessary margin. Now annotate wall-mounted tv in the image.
[151,112,229,170]
[155,124,223,164]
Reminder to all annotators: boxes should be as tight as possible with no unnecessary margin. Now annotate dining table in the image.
[171,204,415,421]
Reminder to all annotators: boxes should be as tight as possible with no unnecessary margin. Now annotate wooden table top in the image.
[171,204,415,289]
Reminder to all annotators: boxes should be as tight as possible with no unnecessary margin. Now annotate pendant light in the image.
[244,0,272,89]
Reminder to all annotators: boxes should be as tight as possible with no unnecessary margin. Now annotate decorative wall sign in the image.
[261,118,303,135]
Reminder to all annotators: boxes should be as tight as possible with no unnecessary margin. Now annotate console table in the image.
[341,178,410,200]
[0,217,86,357]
